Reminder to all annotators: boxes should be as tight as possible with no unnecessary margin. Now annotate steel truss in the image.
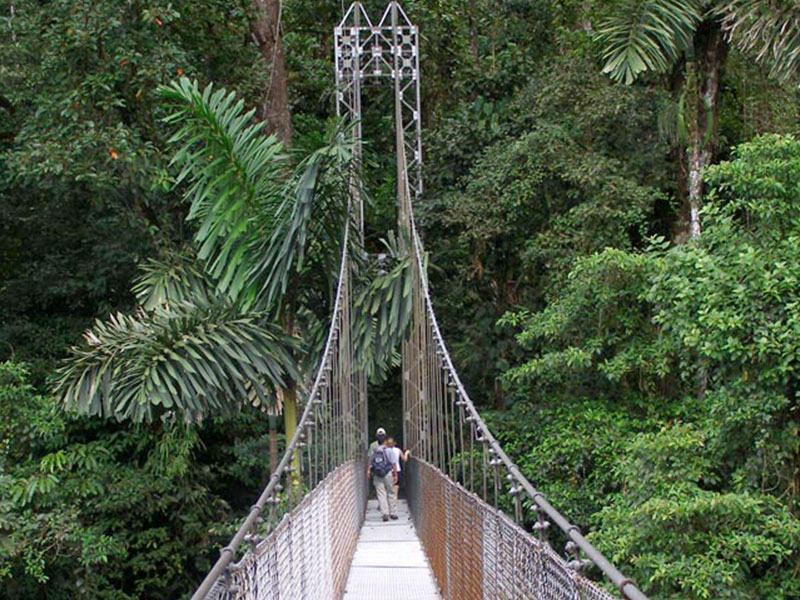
[334,2,423,239]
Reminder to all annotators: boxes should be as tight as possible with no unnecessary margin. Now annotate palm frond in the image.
[158,78,285,301]
[596,0,703,84]
[352,231,415,381]
[56,301,299,423]
[249,120,356,312]
[716,0,800,80]
[133,253,219,310]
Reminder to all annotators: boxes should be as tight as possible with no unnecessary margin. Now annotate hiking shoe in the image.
[382,515,389,522]
[390,515,399,520]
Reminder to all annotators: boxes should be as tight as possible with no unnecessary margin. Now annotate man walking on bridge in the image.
[367,428,398,521]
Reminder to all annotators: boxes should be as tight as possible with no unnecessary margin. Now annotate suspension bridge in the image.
[192,4,648,600]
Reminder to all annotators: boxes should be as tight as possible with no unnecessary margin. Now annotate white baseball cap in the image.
[376,427,386,435]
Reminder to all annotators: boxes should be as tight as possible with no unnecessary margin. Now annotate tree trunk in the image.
[249,0,296,485]
[280,289,301,489]
[279,378,300,487]
[493,377,504,410]
[268,412,278,473]
[468,0,478,60]
[684,20,727,240]
[249,0,292,147]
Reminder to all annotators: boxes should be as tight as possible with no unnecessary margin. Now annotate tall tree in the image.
[56,78,409,434]
[247,0,294,466]
[596,0,800,240]
[249,0,292,146]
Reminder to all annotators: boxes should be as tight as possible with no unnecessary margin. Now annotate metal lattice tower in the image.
[334,2,423,241]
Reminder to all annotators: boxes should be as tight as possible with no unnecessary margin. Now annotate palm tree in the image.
[56,78,410,469]
[596,0,800,240]
[57,78,352,428]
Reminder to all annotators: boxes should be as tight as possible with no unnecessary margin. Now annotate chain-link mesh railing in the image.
[191,209,368,600]
[407,459,621,600]
[220,460,367,600]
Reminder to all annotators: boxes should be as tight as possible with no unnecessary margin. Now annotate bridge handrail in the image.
[400,147,648,600]
[191,203,353,600]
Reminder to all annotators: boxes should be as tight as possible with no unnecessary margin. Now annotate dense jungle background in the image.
[2,1,800,598]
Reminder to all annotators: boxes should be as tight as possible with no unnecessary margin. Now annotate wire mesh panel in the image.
[407,459,617,600]
[204,460,364,600]
[445,473,484,600]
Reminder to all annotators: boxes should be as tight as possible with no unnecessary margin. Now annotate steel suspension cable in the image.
[397,138,649,599]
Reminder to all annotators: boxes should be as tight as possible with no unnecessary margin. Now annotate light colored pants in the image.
[373,472,397,517]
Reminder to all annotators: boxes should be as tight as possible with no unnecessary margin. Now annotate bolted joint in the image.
[567,558,593,572]
[532,519,550,532]
[618,579,637,600]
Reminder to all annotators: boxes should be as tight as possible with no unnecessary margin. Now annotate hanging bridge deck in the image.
[343,499,441,600]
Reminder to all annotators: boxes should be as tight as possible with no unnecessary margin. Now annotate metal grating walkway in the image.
[342,499,442,600]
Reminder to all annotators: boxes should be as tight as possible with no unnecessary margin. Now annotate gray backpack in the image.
[370,447,392,477]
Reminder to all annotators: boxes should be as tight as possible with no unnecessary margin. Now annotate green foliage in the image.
[1,360,281,599]
[352,231,415,381]
[423,51,667,399]
[715,1,800,81]
[484,397,659,526]
[160,78,285,301]
[4,1,800,598]
[501,247,675,398]
[56,302,298,423]
[0,0,263,380]
[596,0,703,84]
[648,134,800,499]
[55,80,361,422]
[594,424,800,600]
[595,0,800,87]
[159,78,356,312]
[501,134,800,598]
